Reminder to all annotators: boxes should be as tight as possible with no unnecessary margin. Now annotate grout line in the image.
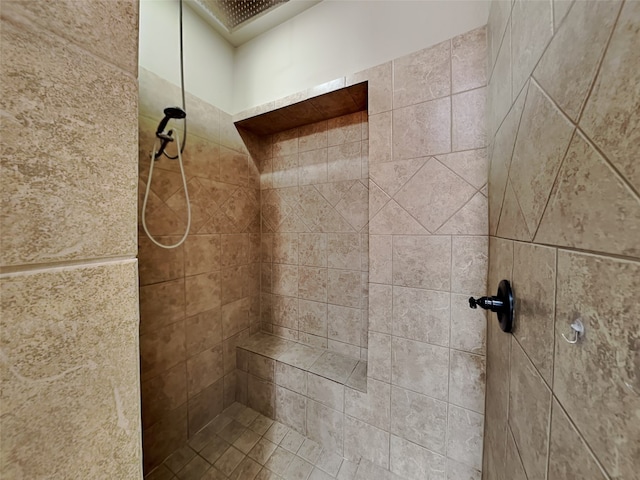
[0,254,137,277]
[493,79,530,237]
[549,392,613,480]
[491,235,640,265]
[2,9,138,81]
[507,422,531,480]
[575,0,625,125]
[529,119,577,241]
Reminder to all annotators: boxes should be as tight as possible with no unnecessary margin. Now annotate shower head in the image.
[156,106,186,136]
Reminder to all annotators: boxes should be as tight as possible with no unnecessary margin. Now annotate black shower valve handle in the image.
[468,279,515,333]
[468,295,505,312]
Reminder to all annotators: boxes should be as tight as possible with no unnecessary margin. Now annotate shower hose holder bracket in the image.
[469,279,514,333]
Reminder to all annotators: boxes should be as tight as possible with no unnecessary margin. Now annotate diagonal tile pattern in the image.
[486,3,640,480]
[395,158,477,232]
[259,112,369,356]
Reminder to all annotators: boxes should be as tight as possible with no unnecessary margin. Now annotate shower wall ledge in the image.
[233,77,367,134]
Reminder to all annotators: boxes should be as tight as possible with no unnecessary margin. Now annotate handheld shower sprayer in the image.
[143,105,190,249]
[154,106,186,159]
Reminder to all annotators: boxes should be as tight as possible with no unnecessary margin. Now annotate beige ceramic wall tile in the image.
[369,235,392,284]
[547,399,608,480]
[328,304,361,347]
[508,339,551,480]
[275,362,307,396]
[186,309,222,356]
[2,0,139,75]
[510,0,553,98]
[487,0,512,73]
[222,297,251,339]
[189,379,224,434]
[185,272,221,317]
[488,84,527,235]
[327,269,361,308]
[450,294,486,355]
[368,284,392,334]
[446,459,481,480]
[141,363,186,430]
[369,157,426,198]
[1,18,138,267]
[184,235,221,275]
[437,149,488,190]
[143,404,188,473]
[328,112,362,146]
[452,26,487,94]
[534,0,622,121]
[452,87,487,151]
[299,121,328,152]
[553,0,573,30]
[393,40,451,108]
[448,350,486,414]
[299,148,329,185]
[344,378,390,431]
[222,233,249,270]
[484,238,513,478]
[346,62,393,115]
[437,192,488,236]
[248,374,275,418]
[369,200,429,235]
[390,435,446,480]
[580,0,640,193]
[275,386,306,435]
[186,345,224,396]
[510,84,576,234]
[395,158,476,232]
[392,286,450,347]
[496,180,532,241]
[298,299,328,337]
[451,236,488,295]
[327,142,362,182]
[272,264,299,297]
[393,97,451,159]
[391,337,449,401]
[536,132,640,258]
[0,261,141,478]
[306,400,344,455]
[139,278,185,334]
[335,182,369,231]
[554,251,640,480]
[503,427,527,480]
[390,386,447,454]
[447,405,484,470]
[392,235,451,291]
[512,242,556,383]
[367,332,391,383]
[140,321,187,382]
[307,373,344,412]
[344,415,390,468]
[368,112,393,164]
[488,21,512,137]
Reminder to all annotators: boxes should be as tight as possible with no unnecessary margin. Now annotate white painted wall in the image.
[139,0,235,113]
[139,0,490,115]
[233,0,490,113]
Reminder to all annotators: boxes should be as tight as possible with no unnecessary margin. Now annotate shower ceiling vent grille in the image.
[199,0,289,31]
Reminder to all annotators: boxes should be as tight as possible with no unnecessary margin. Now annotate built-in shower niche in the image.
[234,82,370,453]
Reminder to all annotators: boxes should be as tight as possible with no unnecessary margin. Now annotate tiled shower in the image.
[138,23,489,478]
[484,1,640,480]
[1,1,639,480]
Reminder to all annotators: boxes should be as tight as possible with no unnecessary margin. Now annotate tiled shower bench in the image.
[235,332,368,457]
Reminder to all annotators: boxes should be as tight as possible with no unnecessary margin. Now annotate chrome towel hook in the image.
[562,319,585,344]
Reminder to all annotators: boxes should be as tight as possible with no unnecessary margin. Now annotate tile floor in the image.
[145,402,396,480]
